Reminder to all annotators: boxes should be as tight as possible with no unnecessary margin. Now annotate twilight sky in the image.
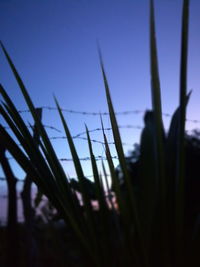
[0,0,200,222]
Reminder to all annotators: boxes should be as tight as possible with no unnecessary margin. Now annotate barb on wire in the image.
[5,124,136,149]
[5,155,119,162]
[50,136,132,146]
[42,125,61,133]
[49,136,113,144]
[15,106,200,124]
[2,124,61,133]
[72,125,143,139]
[18,106,144,116]
[59,155,119,162]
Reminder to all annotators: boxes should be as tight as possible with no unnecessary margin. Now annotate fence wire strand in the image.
[12,106,200,124]
[1,107,200,189]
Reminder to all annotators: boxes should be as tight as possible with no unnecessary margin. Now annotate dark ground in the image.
[0,221,91,267]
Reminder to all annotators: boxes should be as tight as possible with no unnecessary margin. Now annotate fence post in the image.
[21,108,42,267]
[0,140,19,267]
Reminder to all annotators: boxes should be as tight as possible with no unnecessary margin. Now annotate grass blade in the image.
[0,125,54,200]
[98,47,149,267]
[0,44,70,197]
[54,97,103,266]
[150,0,166,202]
[100,117,125,218]
[175,0,190,264]
[85,125,107,210]
[101,160,115,211]
[0,45,99,262]
[149,1,170,265]
[98,49,137,219]
[85,125,112,265]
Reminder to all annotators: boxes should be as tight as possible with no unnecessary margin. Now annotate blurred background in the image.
[0,0,199,224]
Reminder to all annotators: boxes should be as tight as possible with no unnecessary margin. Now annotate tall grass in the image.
[0,0,198,266]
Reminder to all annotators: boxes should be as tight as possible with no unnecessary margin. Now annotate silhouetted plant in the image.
[115,121,200,238]
[0,0,197,266]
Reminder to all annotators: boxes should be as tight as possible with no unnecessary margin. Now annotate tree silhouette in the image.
[114,112,200,240]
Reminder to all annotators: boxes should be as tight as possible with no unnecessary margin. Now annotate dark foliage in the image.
[114,121,200,239]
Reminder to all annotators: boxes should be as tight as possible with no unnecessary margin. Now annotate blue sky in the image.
[0,0,200,221]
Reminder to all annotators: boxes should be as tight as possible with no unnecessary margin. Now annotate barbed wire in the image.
[5,155,119,162]
[8,124,139,148]
[2,124,61,133]
[71,125,143,139]
[59,155,118,161]
[13,106,200,124]
[4,124,196,148]
[50,135,132,146]
[18,107,144,116]
[1,107,200,184]
[2,125,200,163]
[3,107,200,217]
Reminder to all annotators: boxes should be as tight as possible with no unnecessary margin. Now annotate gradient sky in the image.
[0,0,200,222]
